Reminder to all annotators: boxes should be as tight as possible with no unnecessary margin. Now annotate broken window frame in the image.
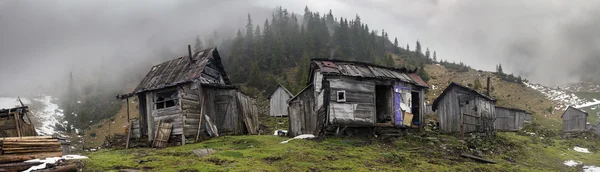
[336,90,346,102]
[153,89,179,110]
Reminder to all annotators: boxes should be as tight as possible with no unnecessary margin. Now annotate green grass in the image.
[81,130,600,172]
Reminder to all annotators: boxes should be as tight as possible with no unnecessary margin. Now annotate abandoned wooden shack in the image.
[0,106,37,137]
[433,82,496,133]
[494,106,532,131]
[117,46,259,145]
[288,59,429,137]
[269,84,293,117]
[561,106,588,132]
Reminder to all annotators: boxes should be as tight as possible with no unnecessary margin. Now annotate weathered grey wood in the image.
[288,85,317,137]
[435,84,496,133]
[269,85,292,117]
[562,106,588,132]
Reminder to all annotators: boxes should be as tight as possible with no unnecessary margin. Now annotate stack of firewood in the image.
[0,136,63,163]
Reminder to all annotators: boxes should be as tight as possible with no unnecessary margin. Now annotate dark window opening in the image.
[337,91,346,102]
[154,90,179,109]
[376,85,393,123]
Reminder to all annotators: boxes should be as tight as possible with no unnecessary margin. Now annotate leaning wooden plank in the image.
[126,120,132,149]
[0,152,63,163]
[460,153,496,164]
[0,136,53,140]
[195,95,205,142]
[0,161,43,172]
[1,142,61,146]
[2,147,62,151]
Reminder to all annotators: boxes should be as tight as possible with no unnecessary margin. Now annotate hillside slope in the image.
[424,64,562,129]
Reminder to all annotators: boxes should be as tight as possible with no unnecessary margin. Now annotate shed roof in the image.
[432,82,496,110]
[310,59,429,88]
[561,106,588,118]
[119,48,230,98]
[287,84,313,104]
[495,106,532,114]
[268,84,293,99]
[0,106,28,118]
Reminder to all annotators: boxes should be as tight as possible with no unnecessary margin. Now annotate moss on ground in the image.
[82,129,600,172]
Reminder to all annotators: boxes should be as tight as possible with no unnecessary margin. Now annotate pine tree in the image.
[425,48,431,59]
[245,14,254,56]
[406,44,410,51]
[394,37,398,48]
[497,63,504,74]
[433,51,437,62]
[415,40,422,57]
[194,35,203,52]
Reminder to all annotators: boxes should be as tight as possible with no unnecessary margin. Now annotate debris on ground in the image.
[23,155,88,172]
[280,134,315,144]
[192,148,217,157]
[460,153,496,164]
[273,130,288,136]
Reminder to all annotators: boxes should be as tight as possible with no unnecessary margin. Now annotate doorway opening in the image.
[410,91,421,126]
[376,85,393,123]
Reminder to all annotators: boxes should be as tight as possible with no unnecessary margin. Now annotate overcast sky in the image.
[1,0,599,96]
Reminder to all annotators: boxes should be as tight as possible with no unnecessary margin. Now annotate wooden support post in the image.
[126,121,132,149]
[126,97,130,121]
[195,95,205,143]
[12,109,21,137]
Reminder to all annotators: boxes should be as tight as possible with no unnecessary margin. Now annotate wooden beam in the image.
[1,136,53,140]
[195,95,205,142]
[0,152,63,163]
[126,120,132,149]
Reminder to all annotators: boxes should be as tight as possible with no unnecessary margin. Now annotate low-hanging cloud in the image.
[0,0,598,97]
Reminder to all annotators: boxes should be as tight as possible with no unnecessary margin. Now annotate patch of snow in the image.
[77,101,81,104]
[574,146,591,153]
[23,155,88,172]
[524,82,598,110]
[280,134,315,144]
[584,166,600,172]
[576,100,600,108]
[564,160,582,167]
[0,95,64,136]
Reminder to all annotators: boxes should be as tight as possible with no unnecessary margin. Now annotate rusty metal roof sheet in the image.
[129,48,230,95]
[311,59,428,88]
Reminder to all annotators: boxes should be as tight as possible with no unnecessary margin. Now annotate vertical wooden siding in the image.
[437,87,495,133]
[288,85,316,137]
[269,87,291,117]
[562,108,587,132]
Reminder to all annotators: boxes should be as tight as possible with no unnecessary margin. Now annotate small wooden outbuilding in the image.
[0,106,37,137]
[494,106,532,131]
[561,106,588,132]
[595,122,600,135]
[118,46,259,145]
[288,59,429,137]
[433,82,496,133]
[269,84,293,117]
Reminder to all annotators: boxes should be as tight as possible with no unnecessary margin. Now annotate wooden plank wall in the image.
[131,119,141,139]
[495,107,516,131]
[180,83,202,139]
[328,77,375,126]
[236,92,259,134]
[288,85,316,137]
[269,87,291,117]
[437,87,495,133]
[562,108,587,132]
[203,87,240,135]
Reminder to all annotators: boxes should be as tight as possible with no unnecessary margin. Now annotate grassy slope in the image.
[79,63,600,171]
[81,132,600,172]
[573,92,600,124]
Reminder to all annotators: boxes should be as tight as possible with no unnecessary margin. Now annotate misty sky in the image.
[1,0,599,96]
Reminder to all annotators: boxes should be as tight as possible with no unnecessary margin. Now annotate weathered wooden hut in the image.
[118,46,259,145]
[269,84,293,117]
[0,106,37,137]
[595,122,600,135]
[288,59,429,137]
[432,82,496,133]
[494,106,532,131]
[561,106,588,132]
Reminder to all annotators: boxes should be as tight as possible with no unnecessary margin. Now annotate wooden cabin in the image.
[433,83,496,133]
[494,106,532,131]
[595,122,600,135]
[288,59,429,137]
[269,84,293,117]
[561,106,588,132]
[118,46,259,145]
[0,106,37,137]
